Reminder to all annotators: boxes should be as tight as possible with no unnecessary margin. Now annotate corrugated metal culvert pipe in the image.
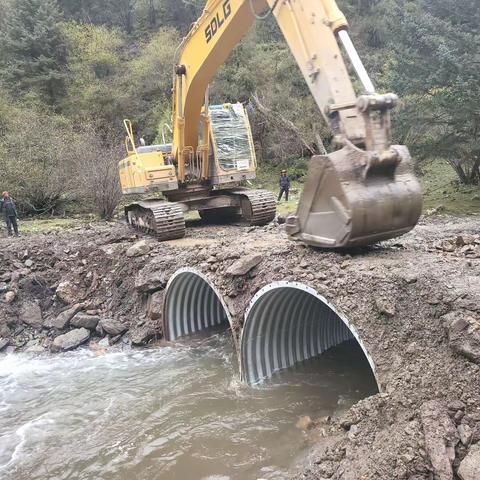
[240,282,378,387]
[163,270,378,389]
[163,268,231,341]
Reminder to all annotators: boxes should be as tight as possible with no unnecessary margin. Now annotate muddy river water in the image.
[0,333,377,480]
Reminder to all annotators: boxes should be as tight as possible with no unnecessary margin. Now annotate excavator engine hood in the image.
[285,145,423,248]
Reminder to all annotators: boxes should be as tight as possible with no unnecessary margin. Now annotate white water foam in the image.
[0,414,55,471]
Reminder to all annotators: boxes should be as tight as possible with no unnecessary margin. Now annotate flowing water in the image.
[0,333,377,480]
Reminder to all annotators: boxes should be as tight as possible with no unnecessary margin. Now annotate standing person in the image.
[278,169,290,202]
[0,192,20,237]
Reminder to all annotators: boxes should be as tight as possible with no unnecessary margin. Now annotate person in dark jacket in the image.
[1,192,19,237]
[278,170,290,202]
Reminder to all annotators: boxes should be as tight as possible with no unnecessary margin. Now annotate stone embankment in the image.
[0,215,479,479]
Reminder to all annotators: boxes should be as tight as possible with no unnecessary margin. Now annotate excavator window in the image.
[209,104,254,171]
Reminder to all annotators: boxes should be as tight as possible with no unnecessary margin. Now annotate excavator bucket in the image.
[285,145,423,248]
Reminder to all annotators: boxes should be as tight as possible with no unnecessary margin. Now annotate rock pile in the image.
[0,224,163,354]
[434,234,480,258]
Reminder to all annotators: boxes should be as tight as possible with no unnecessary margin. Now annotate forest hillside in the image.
[0,0,478,217]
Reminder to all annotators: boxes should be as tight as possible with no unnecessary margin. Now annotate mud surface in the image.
[1,214,479,479]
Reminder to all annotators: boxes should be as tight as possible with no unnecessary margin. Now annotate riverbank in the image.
[1,213,479,479]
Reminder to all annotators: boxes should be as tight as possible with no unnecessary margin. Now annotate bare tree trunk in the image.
[448,156,480,186]
[119,0,135,33]
[315,133,327,155]
[469,157,480,185]
[447,158,468,184]
[148,0,157,27]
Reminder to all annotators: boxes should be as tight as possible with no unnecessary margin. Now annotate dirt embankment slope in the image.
[0,214,479,480]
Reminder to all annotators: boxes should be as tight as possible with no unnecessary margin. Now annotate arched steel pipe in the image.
[240,281,379,389]
[163,272,379,390]
[163,268,232,341]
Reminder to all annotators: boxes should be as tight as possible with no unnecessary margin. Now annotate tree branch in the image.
[251,92,318,156]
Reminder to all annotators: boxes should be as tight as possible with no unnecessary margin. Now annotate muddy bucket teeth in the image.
[285,145,422,248]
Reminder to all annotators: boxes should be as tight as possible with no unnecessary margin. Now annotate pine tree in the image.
[0,0,67,105]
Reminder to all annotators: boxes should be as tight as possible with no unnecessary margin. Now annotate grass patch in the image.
[420,159,480,215]
[19,217,88,233]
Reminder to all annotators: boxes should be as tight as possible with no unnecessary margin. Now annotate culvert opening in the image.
[163,269,231,341]
[240,282,379,391]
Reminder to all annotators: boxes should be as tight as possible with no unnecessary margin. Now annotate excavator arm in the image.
[172,0,263,181]
[172,0,422,247]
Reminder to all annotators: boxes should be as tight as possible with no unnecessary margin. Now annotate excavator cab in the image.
[208,103,257,185]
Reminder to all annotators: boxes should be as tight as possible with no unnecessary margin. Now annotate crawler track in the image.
[228,189,276,226]
[125,201,185,241]
[125,189,275,240]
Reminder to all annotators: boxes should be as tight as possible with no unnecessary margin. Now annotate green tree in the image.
[126,27,180,140]
[0,100,73,213]
[59,0,201,34]
[156,0,203,33]
[0,0,67,104]
[61,22,127,131]
[59,0,137,30]
[378,0,480,185]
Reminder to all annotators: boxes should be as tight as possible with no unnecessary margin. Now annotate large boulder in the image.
[130,326,157,346]
[51,328,90,352]
[70,313,100,331]
[0,272,11,282]
[4,291,16,304]
[458,444,480,480]
[457,425,473,446]
[19,301,43,329]
[135,265,167,294]
[97,318,128,336]
[25,345,45,354]
[375,296,396,318]
[226,254,263,276]
[147,290,164,320]
[443,311,480,364]
[44,304,83,330]
[56,280,81,304]
[420,400,459,480]
[126,240,151,258]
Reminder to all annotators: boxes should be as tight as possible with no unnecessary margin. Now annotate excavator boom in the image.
[170,0,422,248]
[120,0,422,247]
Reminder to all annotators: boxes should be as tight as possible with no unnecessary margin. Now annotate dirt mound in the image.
[0,214,479,479]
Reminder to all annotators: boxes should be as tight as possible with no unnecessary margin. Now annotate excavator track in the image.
[228,189,276,226]
[125,201,185,241]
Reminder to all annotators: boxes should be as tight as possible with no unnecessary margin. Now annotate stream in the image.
[0,333,377,479]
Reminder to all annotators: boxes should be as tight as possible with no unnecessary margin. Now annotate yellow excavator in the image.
[119,0,422,248]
